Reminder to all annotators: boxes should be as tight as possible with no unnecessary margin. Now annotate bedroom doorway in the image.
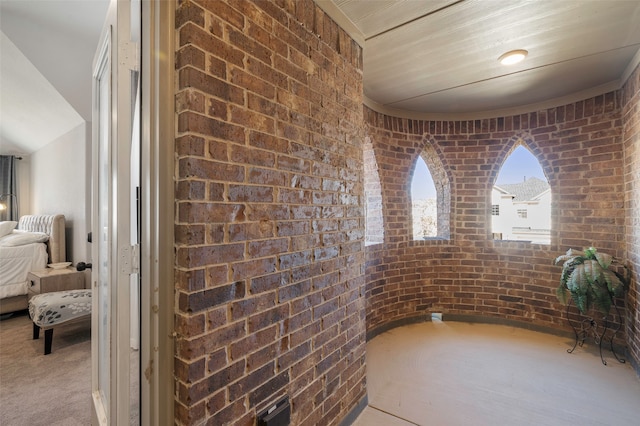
[91,0,140,424]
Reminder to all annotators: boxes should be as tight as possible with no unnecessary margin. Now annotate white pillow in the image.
[0,221,17,238]
[0,230,49,247]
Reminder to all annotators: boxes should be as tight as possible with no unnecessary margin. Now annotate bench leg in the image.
[44,329,53,355]
[33,323,40,340]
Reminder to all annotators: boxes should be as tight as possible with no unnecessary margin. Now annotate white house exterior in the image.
[491,177,551,244]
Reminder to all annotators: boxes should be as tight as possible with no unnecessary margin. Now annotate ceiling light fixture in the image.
[498,49,528,65]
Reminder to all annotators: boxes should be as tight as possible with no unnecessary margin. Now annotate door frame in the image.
[139,1,175,424]
[91,0,174,424]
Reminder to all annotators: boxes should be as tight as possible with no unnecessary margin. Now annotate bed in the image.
[0,215,66,315]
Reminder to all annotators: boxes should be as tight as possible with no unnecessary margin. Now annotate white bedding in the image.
[0,243,47,298]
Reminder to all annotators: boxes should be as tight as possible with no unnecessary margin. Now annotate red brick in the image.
[175,1,366,425]
[179,22,244,67]
[178,281,245,313]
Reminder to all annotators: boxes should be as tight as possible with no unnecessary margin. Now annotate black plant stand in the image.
[565,300,625,365]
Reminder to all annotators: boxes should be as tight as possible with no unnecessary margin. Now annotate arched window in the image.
[364,138,384,246]
[492,144,550,244]
[411,144,450,240]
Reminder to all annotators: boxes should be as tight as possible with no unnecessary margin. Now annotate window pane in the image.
[493,145,550,244]
[412,156,437,239]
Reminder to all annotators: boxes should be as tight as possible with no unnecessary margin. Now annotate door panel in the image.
[91,0,140,423]
[92,24,112,424]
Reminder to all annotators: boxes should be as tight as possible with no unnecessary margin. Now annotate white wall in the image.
[16,156,31,215]
[527,191,552,230]
[30,122,90,264]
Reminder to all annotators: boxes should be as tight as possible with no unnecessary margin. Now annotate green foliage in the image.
[554,247,629,316]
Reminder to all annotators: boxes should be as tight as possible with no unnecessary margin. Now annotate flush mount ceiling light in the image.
[498,49,528,65]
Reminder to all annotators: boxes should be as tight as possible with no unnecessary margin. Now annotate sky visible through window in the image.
[411,146,546,200]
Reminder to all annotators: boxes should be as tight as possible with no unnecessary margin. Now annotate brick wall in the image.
[174,1,366,424]
[364,94,629,340]
[622,63,640,368]
[363,137,383,245]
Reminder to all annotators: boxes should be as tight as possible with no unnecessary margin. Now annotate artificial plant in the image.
[554,247,629,316]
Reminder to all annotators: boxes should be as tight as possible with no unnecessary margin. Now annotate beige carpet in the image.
[354,321,640,426]
[0,310,91,425]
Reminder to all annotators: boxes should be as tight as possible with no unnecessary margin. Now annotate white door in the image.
[91,0,140,424]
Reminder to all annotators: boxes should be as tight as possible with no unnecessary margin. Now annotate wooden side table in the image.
[27,268,86,301]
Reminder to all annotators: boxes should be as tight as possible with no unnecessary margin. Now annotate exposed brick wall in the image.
[363,137,384,245]
[622,62,640,367]
[364,94,629,341]
[174,1,365,424]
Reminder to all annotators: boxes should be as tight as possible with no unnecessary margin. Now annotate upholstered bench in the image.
[28,289,92,355]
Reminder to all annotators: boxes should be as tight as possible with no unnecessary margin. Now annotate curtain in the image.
[0,155,18,221]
